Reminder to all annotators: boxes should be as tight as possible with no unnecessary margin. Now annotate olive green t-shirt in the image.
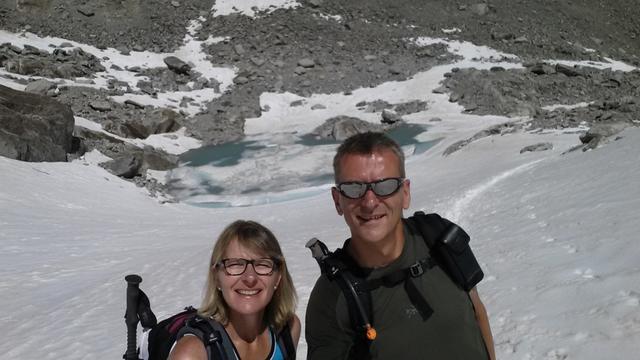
[305,222,488,359]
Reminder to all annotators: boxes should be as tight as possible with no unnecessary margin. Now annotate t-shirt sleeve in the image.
[305,276,353,360]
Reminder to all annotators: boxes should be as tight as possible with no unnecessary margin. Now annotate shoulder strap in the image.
[177,316,236,360]
[407,211,484,291]
[405,212,448,250]
[306,238,375,359]
[275,321,296,360]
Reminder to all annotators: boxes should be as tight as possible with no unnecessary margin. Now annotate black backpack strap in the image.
[176,316,236,360]
[306,239,375,359]
[364,250,437,322]
[407,211,484,291]
[275,321,296,360]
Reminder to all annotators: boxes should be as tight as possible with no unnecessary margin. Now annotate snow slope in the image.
[2,125,640,359]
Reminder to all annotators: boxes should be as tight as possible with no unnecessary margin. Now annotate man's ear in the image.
[402,179,411,210]
[331,187,343,215]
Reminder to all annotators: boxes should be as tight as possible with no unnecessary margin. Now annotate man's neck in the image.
[348,225,405,268]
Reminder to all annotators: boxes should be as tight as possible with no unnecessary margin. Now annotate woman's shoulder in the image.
[168,335,208,360]
[287,314,301,341]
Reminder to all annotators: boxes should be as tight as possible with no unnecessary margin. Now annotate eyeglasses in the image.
[336,177,405,199]
[216,258,279,276]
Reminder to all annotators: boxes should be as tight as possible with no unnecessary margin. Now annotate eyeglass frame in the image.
[215,257,280,276]
[335,177,406,199]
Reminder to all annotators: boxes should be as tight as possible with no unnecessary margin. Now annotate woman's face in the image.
[216,238,281,318]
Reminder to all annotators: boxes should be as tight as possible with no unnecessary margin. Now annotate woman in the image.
[170,220,300,360]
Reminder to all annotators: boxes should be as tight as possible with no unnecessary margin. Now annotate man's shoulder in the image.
[306,274,344,330]
[309,273,341,296]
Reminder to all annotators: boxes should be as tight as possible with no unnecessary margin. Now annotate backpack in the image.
[305,211,484,358]
[123,278,296,360]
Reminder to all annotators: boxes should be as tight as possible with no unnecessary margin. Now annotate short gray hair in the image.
[332,132,405,182]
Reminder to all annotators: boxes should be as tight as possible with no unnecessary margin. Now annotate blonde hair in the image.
[198,220,297,331]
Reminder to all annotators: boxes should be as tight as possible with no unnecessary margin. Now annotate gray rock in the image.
[234,44,246,55]
[444,122,521,156]
[233,76,249,85]
[393,100,428,115]
[530,63,553,75]
[0,84,74,162]
[22,44,41,55]
[470,3,489,16]
[101,153,142,178]
[381,109,402,124]
[555,63,582,77]
[520,142,553,153]
[432,85,448,94]
[136,80,156,95]
[514,36,529,43]
[250,57,265,66]
[311,104,327,110]
[89,101,112,112]
[163,56,191,75]
[311,116,382,141]
[124,99,146,109]
[298,58,316,68]
[443,139,469,156]
[4,57,46,75]
[25,79,57,95]
[579,122,629,149]
[104,108,182,139]
[77,6,95,17]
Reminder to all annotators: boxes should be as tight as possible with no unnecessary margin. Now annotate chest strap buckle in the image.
[409,262,424,277]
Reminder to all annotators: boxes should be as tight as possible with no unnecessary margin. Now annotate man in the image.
[306,132,495,359]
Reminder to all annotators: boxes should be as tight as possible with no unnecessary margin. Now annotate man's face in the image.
[331,149,410,249]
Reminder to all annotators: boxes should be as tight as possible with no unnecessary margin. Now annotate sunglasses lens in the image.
[372,178,402,196]
[339,183,366,199]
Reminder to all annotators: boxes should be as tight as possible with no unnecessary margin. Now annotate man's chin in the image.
[353,227,387,244]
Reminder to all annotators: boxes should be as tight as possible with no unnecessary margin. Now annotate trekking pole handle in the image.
[124,274,142,360]
[306,237,331,261]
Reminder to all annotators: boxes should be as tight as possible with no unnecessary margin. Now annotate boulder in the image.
[100,147,178,178]
[101,153,142,178]
[311,116,382,141]
[24,79,57,95]
[520,142,553,153]
[104,108,182,139]
[580,122,629,150]
[163,56,191,75]
[0,84,74,162]
[381,109,402,124]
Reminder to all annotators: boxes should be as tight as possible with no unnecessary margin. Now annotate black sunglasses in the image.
[336,177,405,199]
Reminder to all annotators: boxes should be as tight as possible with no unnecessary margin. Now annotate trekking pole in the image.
[124,274,142,360]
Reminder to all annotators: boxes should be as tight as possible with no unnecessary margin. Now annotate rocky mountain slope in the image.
[1,0,639,194]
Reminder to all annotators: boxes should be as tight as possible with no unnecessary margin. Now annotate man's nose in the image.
[361,187,380,208]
